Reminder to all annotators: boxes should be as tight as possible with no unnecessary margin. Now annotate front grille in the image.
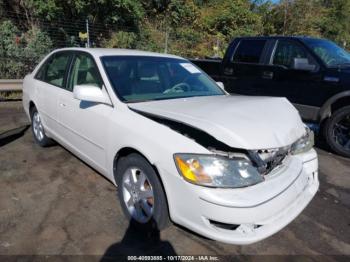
[258,148,290,174]
[248,146,291,175]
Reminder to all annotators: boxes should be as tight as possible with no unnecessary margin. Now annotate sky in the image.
[255,0,280,3]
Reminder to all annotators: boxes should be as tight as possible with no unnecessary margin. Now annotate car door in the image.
[262,39,324,120]
[57,52,113,173]
[34,52,72,136]
[223,39,269,95]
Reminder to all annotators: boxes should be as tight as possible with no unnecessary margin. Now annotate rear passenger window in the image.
[44,53,70,87]
[233,40,266,64]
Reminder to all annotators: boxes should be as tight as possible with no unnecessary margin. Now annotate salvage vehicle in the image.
[192,36,350,158]
[22,48,319,245]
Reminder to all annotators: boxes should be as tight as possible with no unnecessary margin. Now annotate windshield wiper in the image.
[126,94,224,103]
[333,62,350,67]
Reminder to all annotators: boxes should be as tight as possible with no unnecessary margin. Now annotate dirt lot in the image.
[0,101,350,259]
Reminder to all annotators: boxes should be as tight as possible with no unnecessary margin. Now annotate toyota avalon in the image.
[22,48,319,244]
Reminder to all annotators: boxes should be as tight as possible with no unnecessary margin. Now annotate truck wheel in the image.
[116,153,170,230]
[30,107,55,147]
[324,106,350,158]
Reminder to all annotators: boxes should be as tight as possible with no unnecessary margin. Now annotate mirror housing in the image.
[216,81,225,90]
[73,85,112,105]
[292,58,316,71]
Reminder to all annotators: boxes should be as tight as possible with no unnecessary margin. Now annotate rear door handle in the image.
[59,103,66,107]
[262,71,274,79]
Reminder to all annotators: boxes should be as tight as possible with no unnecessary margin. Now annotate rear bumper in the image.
[22,90,31,120]
[163,149,319,245]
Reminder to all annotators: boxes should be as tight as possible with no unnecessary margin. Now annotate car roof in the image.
[53,47,184,59]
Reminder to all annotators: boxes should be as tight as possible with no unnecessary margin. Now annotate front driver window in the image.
[68,53,102,91]
[273,40,314,69]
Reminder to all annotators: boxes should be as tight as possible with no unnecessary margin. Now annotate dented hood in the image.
[128,95,306,150]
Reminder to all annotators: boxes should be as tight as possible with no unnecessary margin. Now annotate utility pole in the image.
[164,10,169,54]
[215,38,220,58]
[283,0,288,36]
[164,27,168,54]
[86,19,90,48]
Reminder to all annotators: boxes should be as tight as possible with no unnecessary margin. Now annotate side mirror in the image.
[216,81,225,90]
[73,85,112,105]
[292,58,316,71]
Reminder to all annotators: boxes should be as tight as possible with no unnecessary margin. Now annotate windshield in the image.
[303,38,350,67]
[101,56,225,103]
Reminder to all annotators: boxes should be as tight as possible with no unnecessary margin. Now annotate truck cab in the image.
[192,36,350,158]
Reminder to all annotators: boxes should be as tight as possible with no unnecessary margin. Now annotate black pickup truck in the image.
[191,36,350,157]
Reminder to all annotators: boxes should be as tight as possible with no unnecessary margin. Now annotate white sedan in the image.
[22,48,319,245]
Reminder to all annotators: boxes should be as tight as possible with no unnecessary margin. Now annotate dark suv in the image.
[192,36,350,157]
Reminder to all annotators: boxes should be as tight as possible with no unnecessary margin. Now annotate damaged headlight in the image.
[291,127,314,155]
[174,154,264,188]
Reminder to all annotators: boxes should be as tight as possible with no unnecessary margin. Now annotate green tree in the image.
[102,31,138,48]
[0,20,52,78]
[2,0,145,48]
[203,0,262,39]
[251,0,276,35]
[321,0,350,47]
[0,20,24,78]
[271,0,324,36]
[167,0,199,26]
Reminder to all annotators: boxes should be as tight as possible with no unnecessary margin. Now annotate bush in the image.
[102,31,138,49]
[0,20,52,79]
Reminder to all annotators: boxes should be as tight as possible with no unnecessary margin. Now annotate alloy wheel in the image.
[32,112,45,141]
[121,167,154,223]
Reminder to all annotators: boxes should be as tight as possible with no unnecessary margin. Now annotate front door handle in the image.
[224,67,234,75]
[59,103,66,107]
[262,71,274,79]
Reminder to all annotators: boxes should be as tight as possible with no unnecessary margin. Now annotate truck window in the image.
[232,40,266,64]
[273,40,310,68]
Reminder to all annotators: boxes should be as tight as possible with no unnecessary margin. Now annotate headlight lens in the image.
[291,127,314,155]
[174,154,264,188]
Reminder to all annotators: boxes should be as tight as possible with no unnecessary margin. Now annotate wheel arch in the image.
[28,100,37,120]
[113,147,167,191]
[29,101,36,112]
[319,91,350,122]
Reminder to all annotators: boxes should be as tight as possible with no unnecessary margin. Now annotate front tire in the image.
[30,107,54,147]
[116,153,170,230]
[324,106,350,158]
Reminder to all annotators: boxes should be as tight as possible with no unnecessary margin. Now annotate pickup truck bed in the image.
[190,59,222,80]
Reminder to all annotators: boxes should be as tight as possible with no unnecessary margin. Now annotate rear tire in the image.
[324,106,350,158]
[30,107,54,147]
[116,153,170,231]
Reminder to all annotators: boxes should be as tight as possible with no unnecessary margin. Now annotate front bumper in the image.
[161,149,319,245]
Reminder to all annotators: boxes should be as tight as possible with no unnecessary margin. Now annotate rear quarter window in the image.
[232,40,267,64]
[35,58,49,81]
